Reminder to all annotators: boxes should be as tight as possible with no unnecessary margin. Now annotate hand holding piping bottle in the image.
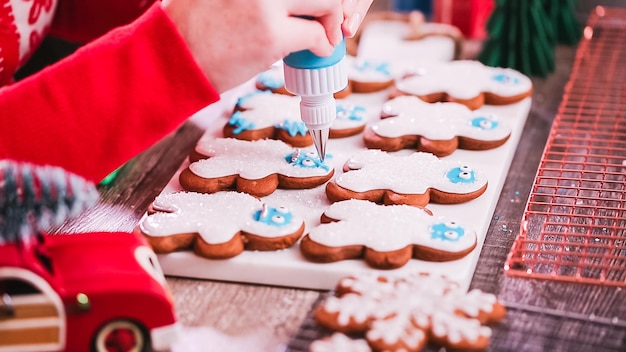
[161,0,373,94]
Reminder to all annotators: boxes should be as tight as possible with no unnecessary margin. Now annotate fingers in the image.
[342,0,374,37]
[284,0,344,47]
[282,16,336,57]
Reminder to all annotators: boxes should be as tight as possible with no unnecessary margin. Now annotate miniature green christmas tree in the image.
[0,160,99,243]
[543,0,581,45]
[479,0,555,77]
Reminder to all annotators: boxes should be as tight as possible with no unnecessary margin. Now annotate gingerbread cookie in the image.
[300,199,477,269]
[390,60,533,110]
[224,90,369,145]
[309,332,371,352]
[364,95,511,156]
[180,137,334,197]
[345,56,394,93]
[137,191,305,259]
[326,150,487,207]
[348,11,462,65]
[314,272,506,351]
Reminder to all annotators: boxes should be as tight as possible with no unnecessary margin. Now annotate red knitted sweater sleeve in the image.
[0,3,220,182]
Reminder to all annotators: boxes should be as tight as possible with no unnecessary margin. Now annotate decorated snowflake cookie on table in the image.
[300,199,477,269]
[390,60,533,110]
[325,149,487,207]
[224,90,370,145]
[363,95,511,156]
[314,272,506,352]
[137,191,305,259]
[181,137,334,197]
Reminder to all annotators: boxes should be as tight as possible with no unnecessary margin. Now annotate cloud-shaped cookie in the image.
[300,199,477,269]
[326,150,487,207]
[137,191,305,259]
[364,95,511,156]
[181,137,334,197]
[224,90,368,145]
[390,60,532,110]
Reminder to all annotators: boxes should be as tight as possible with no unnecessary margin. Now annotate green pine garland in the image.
[544,0,582,45]
[479,0,556,77]
[0,160,99,243]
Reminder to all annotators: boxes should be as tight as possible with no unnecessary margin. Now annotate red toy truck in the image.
[0,231,180,352]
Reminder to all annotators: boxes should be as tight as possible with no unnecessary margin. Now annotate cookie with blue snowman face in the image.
[326,149,487,207]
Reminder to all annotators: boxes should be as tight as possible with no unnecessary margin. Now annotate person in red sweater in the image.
[0,0,373,183]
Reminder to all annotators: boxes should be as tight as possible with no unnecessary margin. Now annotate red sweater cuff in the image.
[0,3,220,182]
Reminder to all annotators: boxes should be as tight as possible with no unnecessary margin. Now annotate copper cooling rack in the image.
[505,6,626,286]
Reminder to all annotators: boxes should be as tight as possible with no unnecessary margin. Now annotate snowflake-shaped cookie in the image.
[326,150,487,207]
[364,95,511,156]
[224,90,368,145]
[314,272,506,351]
[300,199,477,268]
[181,137,334,197]
[391,60,532,110]
[137,191,305,259]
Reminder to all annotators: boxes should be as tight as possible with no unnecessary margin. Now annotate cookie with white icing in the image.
[326,150,487,207]
[314,272,506,352]
[364,95,511,156]
[137,191,305,259]
[309,332,371,352]
[390,60,533,110]
[224,90,369,145]
[345,56,394,93]
[181,137,334,197]
[300,199,477,269]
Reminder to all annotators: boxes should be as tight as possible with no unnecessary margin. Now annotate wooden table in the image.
[59,6,626,352]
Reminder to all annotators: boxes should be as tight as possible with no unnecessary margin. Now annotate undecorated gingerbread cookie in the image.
[300,199,477,269]
[181,137,334,197]
[314,272,506,351]
[224,90,369,145]
[390,60,532,110]
[364,95,511,156]
[326,150,487,207]
[137,191,305,259]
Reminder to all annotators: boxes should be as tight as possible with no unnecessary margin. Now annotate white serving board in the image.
[155,83,531,291]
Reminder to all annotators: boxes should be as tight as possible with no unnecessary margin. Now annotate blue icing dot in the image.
[254,206,293,227]
[257,71,284,89]
[492,72,520,85]
[236,90,272,107]
[354,60,392,77]
[430,222,465,242]
[228,111,256,134]
[336,104,366,121]
[277,120,308,137]
[285,150,331,171]
[471,116,498,130]
[446,166,476,184]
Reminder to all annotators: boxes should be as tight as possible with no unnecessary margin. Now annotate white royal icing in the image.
[308,199,476,253]
[318,273,498,348]
[191,137,333,180]
[309,332,371,352]
[346,55,394,84]
[140,191,304,243]
[395,60,532,101]
[336,150,487,195]
[233,90,302,130]
[232,90,367,135]
[373,95,511,141]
